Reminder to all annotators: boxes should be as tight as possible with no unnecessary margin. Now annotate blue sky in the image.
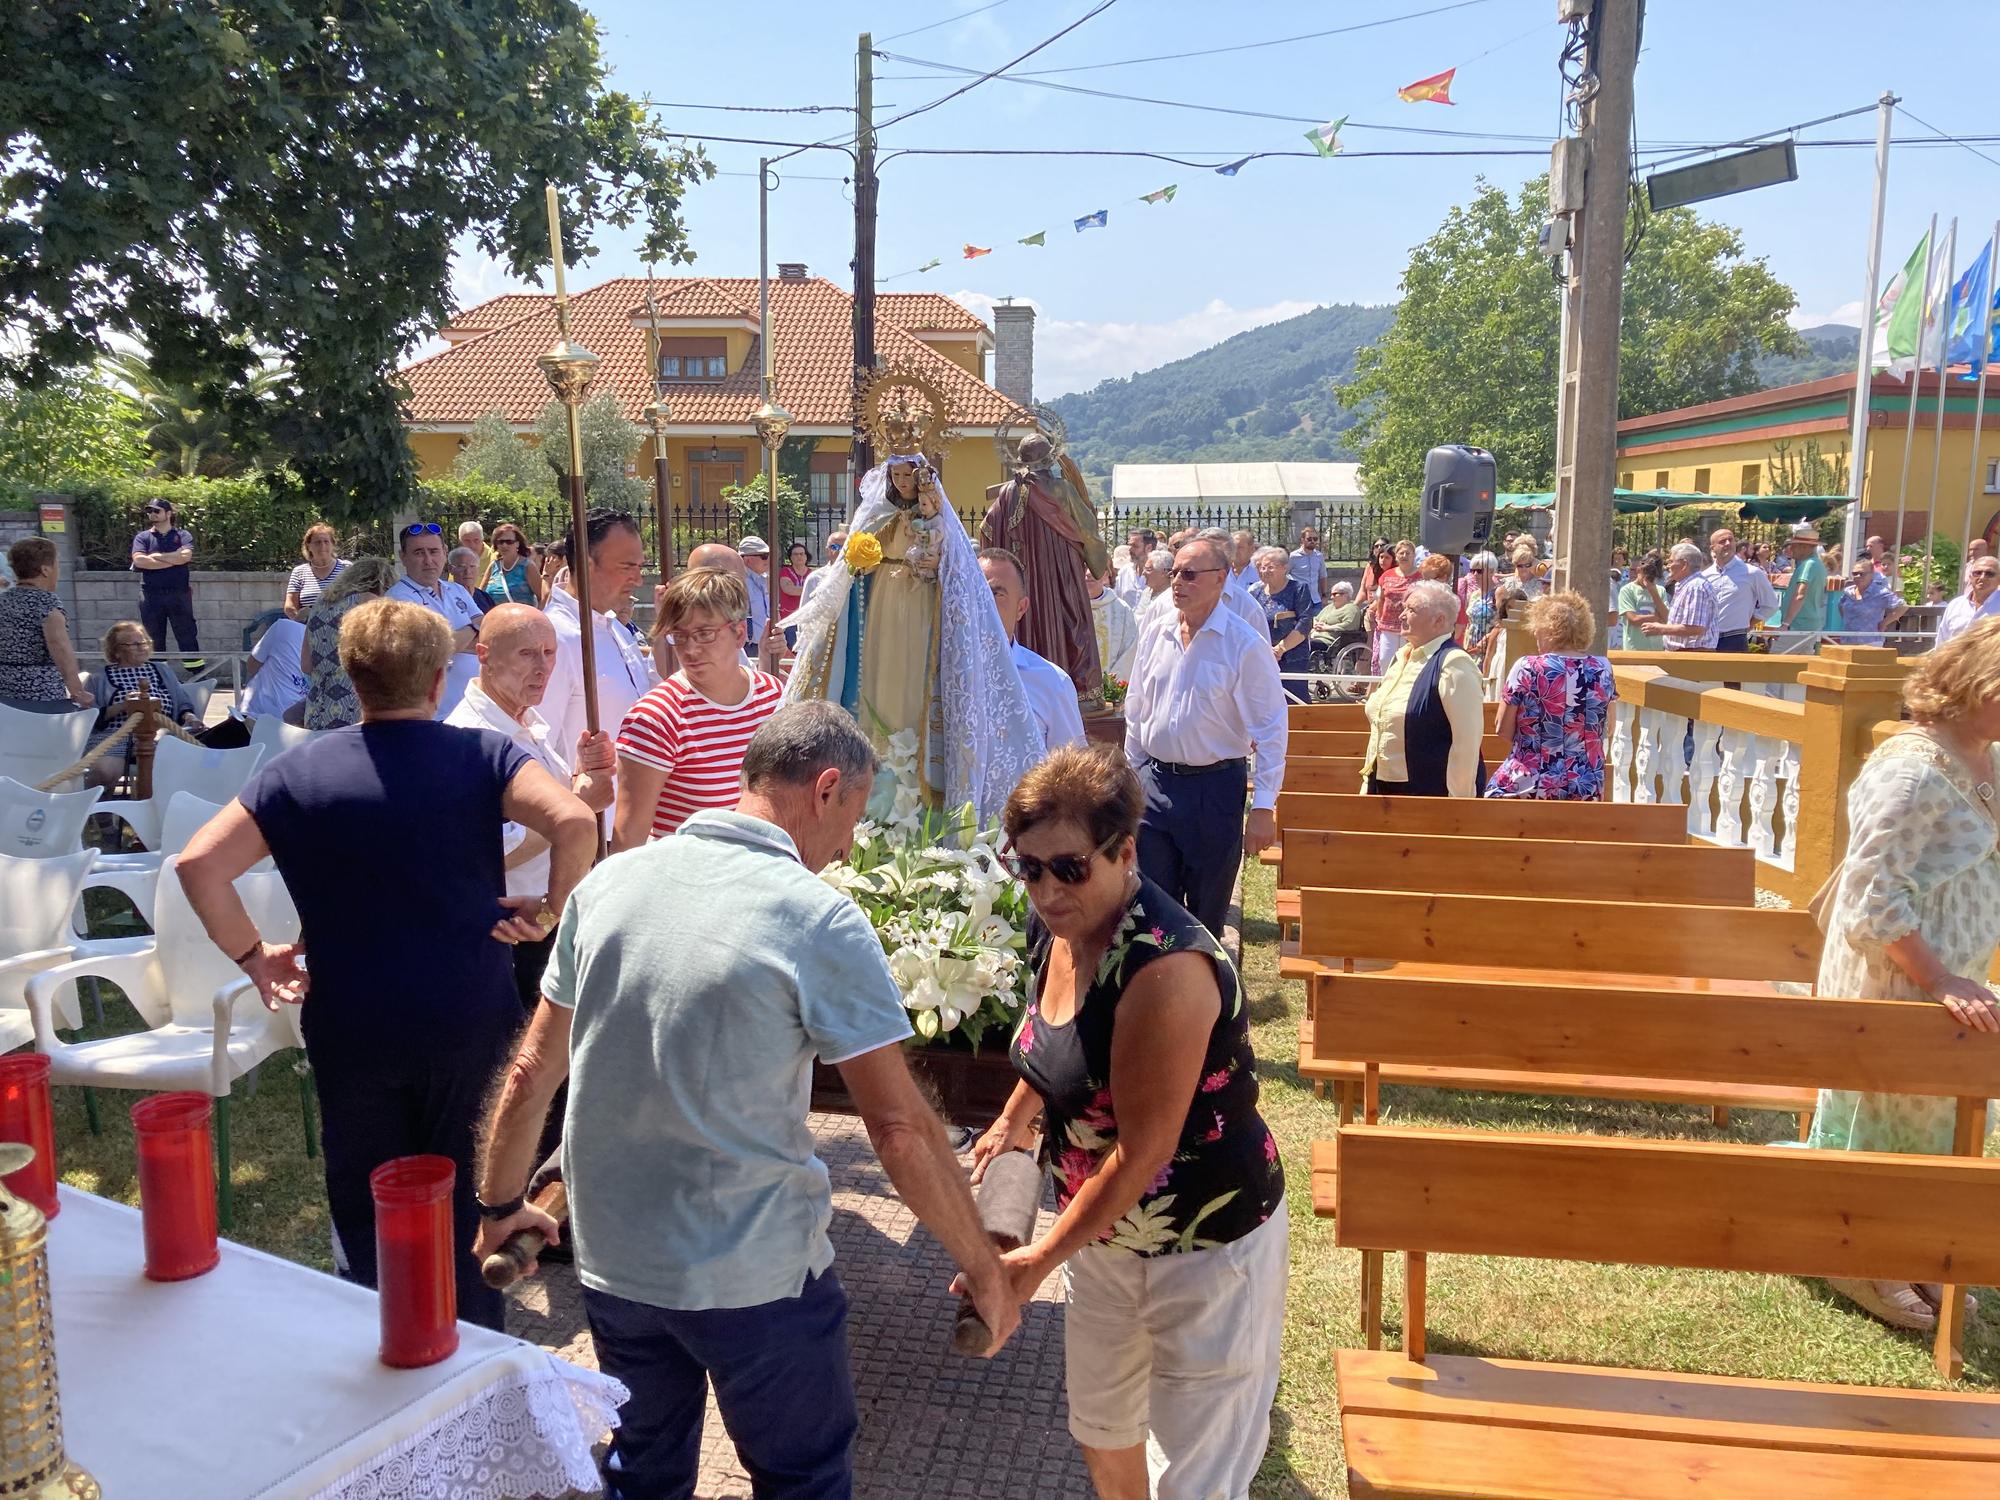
[450,0,2000,396]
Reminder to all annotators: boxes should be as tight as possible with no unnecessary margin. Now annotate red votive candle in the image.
[0,1055,59,1220]
[371,1155,459,1368]
[131,1092,219,1281]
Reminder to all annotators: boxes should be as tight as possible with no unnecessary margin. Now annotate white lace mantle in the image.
[303,1354,628,1500]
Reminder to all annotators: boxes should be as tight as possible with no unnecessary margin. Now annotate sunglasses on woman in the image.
[1001,832,1122,885]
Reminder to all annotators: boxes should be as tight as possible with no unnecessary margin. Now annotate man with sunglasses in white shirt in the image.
[387,521,483,716]
[1123,536,1288,938]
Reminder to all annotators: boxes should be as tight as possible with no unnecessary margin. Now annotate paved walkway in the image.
[505,1113,1091,1498]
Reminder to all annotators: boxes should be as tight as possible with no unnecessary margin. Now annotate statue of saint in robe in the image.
[981,433,1109,712]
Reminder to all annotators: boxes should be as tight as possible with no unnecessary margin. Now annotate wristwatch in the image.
[475,1191,526,1221]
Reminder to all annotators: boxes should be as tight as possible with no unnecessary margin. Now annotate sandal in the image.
[1826,1278,1938,1331]
[1917,1284,1980,1322]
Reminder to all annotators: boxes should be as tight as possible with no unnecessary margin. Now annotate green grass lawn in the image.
[1239,855,1998,1498]
[52,867,1996,1499]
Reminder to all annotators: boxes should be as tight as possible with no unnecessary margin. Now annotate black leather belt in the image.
[1146,756,1248,777]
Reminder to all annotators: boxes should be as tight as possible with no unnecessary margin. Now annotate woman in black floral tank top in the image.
[971,745,1287,1500]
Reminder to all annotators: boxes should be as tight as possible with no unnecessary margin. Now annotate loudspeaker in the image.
[1420,445,1496,556]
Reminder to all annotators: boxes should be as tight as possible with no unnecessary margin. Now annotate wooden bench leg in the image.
[1936,1096,1990,1380]
[1361,1249,1384,1350]
[1404,1251,1427,1363]
[1797,1107,1814,1143]
[1337,1083,1354,1127]
[1711,1105,1731,1129]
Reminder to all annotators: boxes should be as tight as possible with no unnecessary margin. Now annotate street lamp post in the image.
[755,156,792,634]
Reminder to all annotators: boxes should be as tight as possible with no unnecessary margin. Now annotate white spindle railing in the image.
[1605,698,1799,871]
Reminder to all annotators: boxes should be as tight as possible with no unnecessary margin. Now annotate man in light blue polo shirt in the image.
[474,702,1018,1498]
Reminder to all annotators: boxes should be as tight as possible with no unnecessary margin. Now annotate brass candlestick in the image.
[0,1144,97,1497]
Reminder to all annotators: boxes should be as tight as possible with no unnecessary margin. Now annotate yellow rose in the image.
[845,532,884,573]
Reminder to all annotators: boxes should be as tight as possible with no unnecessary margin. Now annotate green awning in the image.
[1496,489,1844,521]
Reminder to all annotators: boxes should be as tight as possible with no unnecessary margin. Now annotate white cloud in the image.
[1790,300,1862,329]
[949,291,1327,398]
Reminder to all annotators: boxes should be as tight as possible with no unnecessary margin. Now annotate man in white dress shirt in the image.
[1937,556,2000,645]
[1228,531,1259,592]
[1114,527,1157,611]
[1140,536,1265,635]
[1701,528,1778,653]
[446,604,615,1012]
[542,509,658,787]
[387,522,483,717]
[980,548,1086,752]
[1123,536,1287,938]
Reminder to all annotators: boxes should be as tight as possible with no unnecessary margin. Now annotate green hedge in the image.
[66,473,549,571]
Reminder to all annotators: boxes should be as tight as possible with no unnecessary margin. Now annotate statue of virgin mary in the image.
[784,371,1045,827]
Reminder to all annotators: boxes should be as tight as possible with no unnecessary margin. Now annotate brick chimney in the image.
[777,262,808,281]
[992,298,1035,405]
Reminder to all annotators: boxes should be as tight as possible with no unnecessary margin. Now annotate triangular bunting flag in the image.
[963,244,992,260]
[1215,157,1251,177]
[1074,209,1108,232]
[916,258,942,274]
[1398,68,1456,104]
[1303,118,1347,157]
[1019,230,1047,247]
[1140,184,1177,205]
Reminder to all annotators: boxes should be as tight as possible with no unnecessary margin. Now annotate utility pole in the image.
[1550,0,1640,602]
[851,32,878,478]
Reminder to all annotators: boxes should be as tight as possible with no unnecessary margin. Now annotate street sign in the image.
[1646,141,1797,212]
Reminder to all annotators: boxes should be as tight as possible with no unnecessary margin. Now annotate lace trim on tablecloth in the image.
[304,1354,629,1500]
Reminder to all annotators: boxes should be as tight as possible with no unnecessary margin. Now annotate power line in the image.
[877,0,1015,46]
[994,0,1501,76]
[1634,102,1880,171]
[1898,105,2000,176]
[876,0,1121,133]
[639,99,852,115]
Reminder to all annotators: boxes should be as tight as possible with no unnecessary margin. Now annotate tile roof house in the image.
[402,271,1022,529]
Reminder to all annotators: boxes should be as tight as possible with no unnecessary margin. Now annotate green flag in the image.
[1018,230,1046,247]
[1875,231,1930,375]
[1303,117,1347,157]
[1140,184,1177,205]
[916,257,942,274]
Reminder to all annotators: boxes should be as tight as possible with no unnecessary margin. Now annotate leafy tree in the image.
[1,1,710,519]
[722,471,808,553]
[0,369,150,493]
[534,394,649,511]
[101,351,283,477]
[454,411,555,494]
[1342,178,1803,497]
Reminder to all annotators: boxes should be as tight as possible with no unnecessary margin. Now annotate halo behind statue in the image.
[994,403,1069,469]
[861,367,956,460]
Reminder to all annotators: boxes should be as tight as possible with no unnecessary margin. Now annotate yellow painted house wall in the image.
[1618,386,2000,545]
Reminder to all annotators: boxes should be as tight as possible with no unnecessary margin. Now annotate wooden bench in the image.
[1289,729,1511,761]
[1281,887,1819,985]
[1285,757,1370,795]
[1260,792,1690,868]
[1289,701,1501,732]
[1333,1126,2000,1494]
[1272,831,1754,941]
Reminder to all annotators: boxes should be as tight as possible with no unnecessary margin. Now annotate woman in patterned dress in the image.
[970,744,1287,1500]
[1814,617,2000,1332]
[300,556,396,730]
[1484,590,1617,800]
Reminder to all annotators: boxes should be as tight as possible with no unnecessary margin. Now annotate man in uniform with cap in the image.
[131,497,201,661]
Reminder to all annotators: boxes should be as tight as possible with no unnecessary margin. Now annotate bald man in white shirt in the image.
[980,547,1085,752]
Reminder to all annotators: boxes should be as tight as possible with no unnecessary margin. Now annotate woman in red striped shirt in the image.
[612,568,784,851]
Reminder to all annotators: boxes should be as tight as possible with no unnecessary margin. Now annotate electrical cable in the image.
[1634,101,1881,172]
[1898,105,2000,176]
[877,0,1015,46]
[874,0,1121,134]
[638,99,852,114]
[980,0,1500,76]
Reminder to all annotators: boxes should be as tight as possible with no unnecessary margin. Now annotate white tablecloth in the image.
[47,1188,626,1499]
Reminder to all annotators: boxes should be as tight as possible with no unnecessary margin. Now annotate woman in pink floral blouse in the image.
[971,744,1286,1500]
[1485,590,1618,800]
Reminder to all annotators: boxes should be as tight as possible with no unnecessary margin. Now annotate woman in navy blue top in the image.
[1248,544,1318,699]
[177,598,596,1329]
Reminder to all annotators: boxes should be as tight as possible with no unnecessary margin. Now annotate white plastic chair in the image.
[96,737,265,851]
[75,792,233,935]
[0,703,94,792]
[25,856,307,1228]
[248,714,312,760]
[179,677,217,724]
[0,850,93,1055]
[0,778,103,858]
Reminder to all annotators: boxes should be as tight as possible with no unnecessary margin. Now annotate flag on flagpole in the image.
[963,244,992,260]
[916,258,942,274]
[1215,157,1251,176]
[1945,240,1994,371]
[1303,118,1347,157]
[1883,222,1954,377]
[1873,231,1931,375]
[1018,231,1047,247]
[1140,184,1178,204]
[1398,68,1456,104]
[1074,209,1108,232]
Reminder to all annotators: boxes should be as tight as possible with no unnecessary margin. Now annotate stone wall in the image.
[69,569,291,656]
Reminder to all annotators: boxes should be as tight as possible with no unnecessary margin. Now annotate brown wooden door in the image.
[688,450,747,509]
